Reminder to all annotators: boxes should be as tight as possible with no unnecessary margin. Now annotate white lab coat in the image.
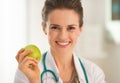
[14,50,106,83]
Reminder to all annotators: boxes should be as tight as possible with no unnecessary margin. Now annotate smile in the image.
[56,41,71,46]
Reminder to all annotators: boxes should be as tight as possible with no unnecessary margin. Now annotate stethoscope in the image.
[40,52,89,83]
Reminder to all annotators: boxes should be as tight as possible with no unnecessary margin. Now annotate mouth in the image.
[55,41,71,47]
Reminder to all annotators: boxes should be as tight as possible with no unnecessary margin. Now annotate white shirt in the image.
[14,50,106,83]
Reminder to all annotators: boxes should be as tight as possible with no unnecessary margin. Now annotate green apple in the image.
[24,44,42,61]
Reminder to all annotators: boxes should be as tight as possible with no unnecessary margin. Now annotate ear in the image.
[42,22,47,35]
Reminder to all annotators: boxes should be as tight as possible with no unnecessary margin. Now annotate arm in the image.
[14,69,29,83]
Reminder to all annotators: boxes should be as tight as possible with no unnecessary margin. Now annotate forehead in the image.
[47,9,80,26]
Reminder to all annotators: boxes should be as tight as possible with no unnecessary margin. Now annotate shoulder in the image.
[80,57,103,73]
[80,57,106,83]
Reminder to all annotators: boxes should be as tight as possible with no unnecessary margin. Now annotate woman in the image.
[14,0,105,83]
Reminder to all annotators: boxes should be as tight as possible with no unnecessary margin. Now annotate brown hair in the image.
[42,0,83,27]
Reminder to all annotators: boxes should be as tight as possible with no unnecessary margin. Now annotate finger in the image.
[16,48,25,61]
[21,56,39,65]
[18,48,25,54]
[19,56,39,69]
[18,50,33,64]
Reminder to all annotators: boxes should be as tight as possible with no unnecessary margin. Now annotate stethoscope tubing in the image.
[79,58,89,83]
[41,52,59,83]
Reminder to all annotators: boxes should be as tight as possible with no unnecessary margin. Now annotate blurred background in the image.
[0,0,120,83]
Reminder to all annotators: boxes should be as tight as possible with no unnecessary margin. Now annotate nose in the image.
[58,28,68,40]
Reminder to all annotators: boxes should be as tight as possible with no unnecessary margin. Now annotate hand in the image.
[16,48,40,83]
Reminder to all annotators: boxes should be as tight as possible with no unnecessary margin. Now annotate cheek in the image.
[47,31,57,42]
[71,31,80,41]
[73,30,80,37]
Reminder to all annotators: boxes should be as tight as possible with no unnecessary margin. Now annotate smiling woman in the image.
[14,0,106,83]
[42,9,81,55]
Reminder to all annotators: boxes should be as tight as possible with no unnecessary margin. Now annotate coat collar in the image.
[73,52,86,83]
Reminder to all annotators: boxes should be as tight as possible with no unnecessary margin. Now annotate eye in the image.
[50,25,59,30]
[67,26,76,30]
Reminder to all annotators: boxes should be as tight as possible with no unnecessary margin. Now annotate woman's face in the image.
[42,9,82,54]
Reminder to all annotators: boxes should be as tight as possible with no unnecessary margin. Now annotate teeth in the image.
[57,42,69,46]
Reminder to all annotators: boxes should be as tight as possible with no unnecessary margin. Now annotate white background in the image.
[0,0,27,82]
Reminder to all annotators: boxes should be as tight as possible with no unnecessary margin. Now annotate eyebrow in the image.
[50,24,78,27]
[50,24,60,27]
